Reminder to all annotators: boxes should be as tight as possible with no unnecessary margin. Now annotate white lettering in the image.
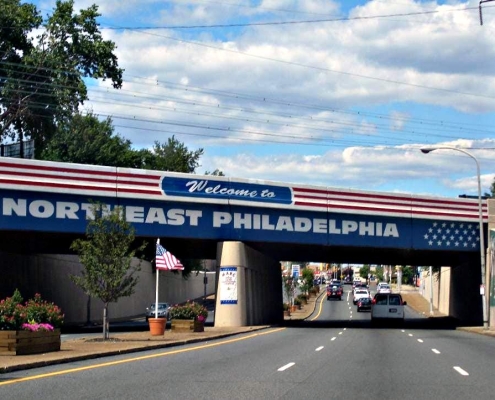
[56,202,79,219]
[359,222,375,236]
[262,215,275,230]
[185,210,202,226]
[3,198,27,216]
[145,208,166,224]
[329,220,341,234]
[30,200,54,218]
[276,216,293,231]
[313,218,327,233]
[186,180,259,198]
[383,223,399,237]
[213,212,232,227]
[295,217,312,232]
[126,206,144,223]
[342,220,358,234]
[234,213,252,229]
[376,222,383,237]
[167,209,185,226]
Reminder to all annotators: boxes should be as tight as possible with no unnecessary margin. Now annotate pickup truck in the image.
[327,284,343,301]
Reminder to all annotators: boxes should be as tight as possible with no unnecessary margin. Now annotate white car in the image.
[353,289,370,305]
[371,293,407,322]
[377,283,391,294]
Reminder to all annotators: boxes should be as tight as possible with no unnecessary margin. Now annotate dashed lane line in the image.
[278,362,295,372]
[453,366,469,376]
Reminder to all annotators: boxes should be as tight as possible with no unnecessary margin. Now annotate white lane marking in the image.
[453,366,469,376]
[343,328,347,331]
[339,332,343,335]
[408,333,413,337]
[417,339,423,343]
[401,330,405,333]
[278,362,295,372]
[315,346,324,352]
[331,337,336,341]
[432,349,440,354]
[349,306,351,309]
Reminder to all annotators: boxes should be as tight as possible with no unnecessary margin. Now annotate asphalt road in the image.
[2,285,494,399]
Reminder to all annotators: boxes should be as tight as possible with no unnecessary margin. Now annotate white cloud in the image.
[33,0,495,197]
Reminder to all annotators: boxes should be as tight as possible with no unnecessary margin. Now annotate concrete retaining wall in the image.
[0,252,216,325]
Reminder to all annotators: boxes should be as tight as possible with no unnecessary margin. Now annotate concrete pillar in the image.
[214,241,281,327]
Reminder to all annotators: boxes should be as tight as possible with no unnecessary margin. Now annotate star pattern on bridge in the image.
[423,222,479,249]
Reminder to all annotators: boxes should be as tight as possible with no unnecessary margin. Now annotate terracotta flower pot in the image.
[148,318,166,336]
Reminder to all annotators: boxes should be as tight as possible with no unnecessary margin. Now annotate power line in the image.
[102,6,481,30]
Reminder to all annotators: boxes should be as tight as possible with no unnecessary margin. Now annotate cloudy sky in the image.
[34,0,495,198]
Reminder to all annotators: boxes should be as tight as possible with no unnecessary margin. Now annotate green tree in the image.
[41,115,207,181]
[359,264,370,282]
[401,266,415,285]
[0,0,123,156]
[70,203,146,340]
[300,267,315,295]
[40,113,139,166]
[141,137,204,173]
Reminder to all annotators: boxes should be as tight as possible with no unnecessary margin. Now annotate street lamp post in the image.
[420,146,488,329]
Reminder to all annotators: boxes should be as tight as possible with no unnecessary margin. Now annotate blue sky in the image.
[32,0,495,198]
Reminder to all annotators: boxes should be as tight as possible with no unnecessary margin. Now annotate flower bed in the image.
[169,301,207,332]
[0,290,64,355]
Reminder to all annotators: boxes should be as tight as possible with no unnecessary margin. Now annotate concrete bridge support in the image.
[214,241,283,327]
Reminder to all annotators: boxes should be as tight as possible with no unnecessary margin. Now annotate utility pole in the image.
[479,0,495,25]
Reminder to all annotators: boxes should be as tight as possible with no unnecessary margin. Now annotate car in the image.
[327,284,343,300]
[357,297,372,312]
[145,302,170,322]
[377,283,391,294]
[353,282,368,294]
[353,289,370,305]
[371,293,407,323]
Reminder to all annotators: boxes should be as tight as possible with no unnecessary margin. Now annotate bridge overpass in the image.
[0,158,491,327]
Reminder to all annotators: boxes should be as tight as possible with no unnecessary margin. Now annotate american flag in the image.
[423,221,480,249]
[156,243,184,270]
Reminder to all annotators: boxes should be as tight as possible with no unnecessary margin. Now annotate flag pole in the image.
[155,238,160,319]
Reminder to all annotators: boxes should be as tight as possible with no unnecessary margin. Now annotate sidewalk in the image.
[0,325,269,374]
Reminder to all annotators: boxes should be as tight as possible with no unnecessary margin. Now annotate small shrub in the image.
[169,301,208,321]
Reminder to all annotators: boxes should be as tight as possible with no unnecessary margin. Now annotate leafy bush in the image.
[0,290,64,330]
[283,303,290,311]
[297,294,308,304]
[169,301,208,321]
[293,297,302,306]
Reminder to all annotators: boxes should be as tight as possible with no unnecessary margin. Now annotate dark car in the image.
[145,302,170,321]
[327,284,343,301]
[357,297,372,312]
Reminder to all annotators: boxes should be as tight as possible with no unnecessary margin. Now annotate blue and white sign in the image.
[0,190,482,253]
[220,267,238,305]
[162,177,292,205]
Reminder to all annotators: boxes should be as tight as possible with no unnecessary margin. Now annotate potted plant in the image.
[0,289,64,355]
[169,301,208,332]
[283,302,290,317]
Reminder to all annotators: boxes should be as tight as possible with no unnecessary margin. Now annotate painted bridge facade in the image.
[0,158,490,327]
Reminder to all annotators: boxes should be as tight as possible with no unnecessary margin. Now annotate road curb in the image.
[1,326,271,374]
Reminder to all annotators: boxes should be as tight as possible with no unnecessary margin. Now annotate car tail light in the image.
[372,299,376,304]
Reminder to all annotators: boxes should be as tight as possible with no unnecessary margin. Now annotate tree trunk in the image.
[103,303,109,340]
